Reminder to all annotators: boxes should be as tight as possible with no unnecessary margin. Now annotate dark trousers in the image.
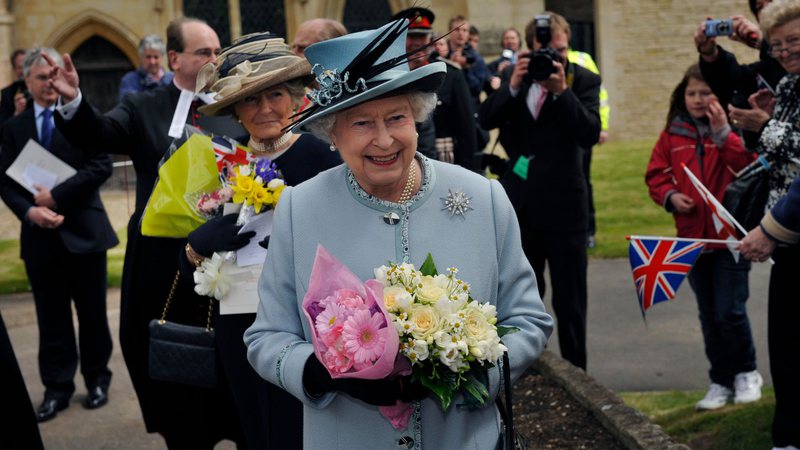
[520,229,588,369]
[769,246,800,447]
[0,311,44,450]
[582,146,596,236]
[24,240,112,400]
[687,249,756,387]
[215,311,302,450]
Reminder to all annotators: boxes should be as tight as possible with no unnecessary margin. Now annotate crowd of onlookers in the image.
[0,1,797,449]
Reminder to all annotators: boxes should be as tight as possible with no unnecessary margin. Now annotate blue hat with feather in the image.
[289,17,446,132]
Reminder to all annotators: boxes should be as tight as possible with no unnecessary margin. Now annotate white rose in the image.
[416,276,448,305]
[409,304,442,340]
[383,285,413,312]
[463,303,494,342]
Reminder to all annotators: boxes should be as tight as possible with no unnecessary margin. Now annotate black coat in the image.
[0,107,118,259]
[699,44,786,149]
[185,132,340,450]
[0,80,30,140]
[432,58,479,172]
[480,64,601,232]
[55,84,247,444]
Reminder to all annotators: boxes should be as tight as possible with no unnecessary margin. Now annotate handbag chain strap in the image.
[159,270,214,332]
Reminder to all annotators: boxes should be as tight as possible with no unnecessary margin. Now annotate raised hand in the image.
[41,52,79,103]
[706,99,729,133]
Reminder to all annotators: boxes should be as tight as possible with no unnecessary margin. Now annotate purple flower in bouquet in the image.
[254,158,280,183]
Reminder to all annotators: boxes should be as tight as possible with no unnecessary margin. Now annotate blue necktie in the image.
[40,109,53,150]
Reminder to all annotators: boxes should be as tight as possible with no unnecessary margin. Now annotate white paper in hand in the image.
[5,139,76,194]
[236,210,273,267]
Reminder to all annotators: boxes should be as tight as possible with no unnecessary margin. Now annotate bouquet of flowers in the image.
[302,246,406,380]
[375,254,514,411]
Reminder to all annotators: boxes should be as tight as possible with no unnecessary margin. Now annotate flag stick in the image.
[626,235,738,245]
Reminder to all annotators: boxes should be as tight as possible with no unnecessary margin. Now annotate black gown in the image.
[55,84,250,447]
[202,133,341,449]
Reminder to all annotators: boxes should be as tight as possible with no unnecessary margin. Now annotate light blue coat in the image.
[245,156,553,449]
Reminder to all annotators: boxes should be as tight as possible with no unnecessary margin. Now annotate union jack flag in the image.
[211,136,250,170]
[629,238,705,314]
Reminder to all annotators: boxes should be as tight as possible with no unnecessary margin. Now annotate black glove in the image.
[303,356,408,406]
[188,214,256,257]
[258,235,270,250]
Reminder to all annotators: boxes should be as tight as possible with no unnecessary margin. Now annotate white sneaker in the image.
[734,370,763,404]
[696,383,733,411]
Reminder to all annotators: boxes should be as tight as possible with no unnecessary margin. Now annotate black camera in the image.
[525,15,561,83]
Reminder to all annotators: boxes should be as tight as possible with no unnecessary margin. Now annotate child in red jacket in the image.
[645,64,759,411]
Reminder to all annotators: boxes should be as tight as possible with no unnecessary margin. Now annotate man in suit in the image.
[46,18,247,447]
[0,48,118,422]
[481,12,600,370]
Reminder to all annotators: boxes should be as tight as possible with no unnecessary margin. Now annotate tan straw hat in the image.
[196,32,313,117]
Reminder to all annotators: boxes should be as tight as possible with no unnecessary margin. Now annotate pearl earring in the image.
[329,144,336,152]
[415,132,419,137]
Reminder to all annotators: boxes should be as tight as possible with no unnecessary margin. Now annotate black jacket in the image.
[0,107,118,260]
[699,44,786,149]
[480,63,601,231]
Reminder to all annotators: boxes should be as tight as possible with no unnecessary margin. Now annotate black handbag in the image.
[496,352,527,450]
[723,156,770,232]
[148,270,217,388]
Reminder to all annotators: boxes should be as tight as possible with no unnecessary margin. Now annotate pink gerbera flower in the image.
[342,309,387,365]
[315,303,346,346]
[323,345,352,374]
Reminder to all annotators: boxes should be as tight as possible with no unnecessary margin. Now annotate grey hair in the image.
[23,47,62,78]
[139,35,166,56]
[282,78,309,110]
[760,0,800,38]
[307,92,438,143]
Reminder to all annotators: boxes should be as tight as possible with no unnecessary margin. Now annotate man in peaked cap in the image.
[392,7,479,171]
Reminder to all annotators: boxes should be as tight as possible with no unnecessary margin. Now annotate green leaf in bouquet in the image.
[420,373,453,410]
[462,370,490,405]
[497,325,520,338]
[419,253,438,276]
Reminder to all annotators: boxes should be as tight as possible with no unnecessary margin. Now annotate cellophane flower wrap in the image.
[191,137,287,300]
[375,254,515,411]
[302,245,406,381]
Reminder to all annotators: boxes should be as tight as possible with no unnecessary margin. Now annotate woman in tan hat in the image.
[181,32,340,450]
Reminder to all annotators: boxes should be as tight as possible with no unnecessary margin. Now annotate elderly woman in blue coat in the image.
[244,18,553,449]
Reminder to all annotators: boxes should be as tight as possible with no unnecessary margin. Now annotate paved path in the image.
[0,258,772,448]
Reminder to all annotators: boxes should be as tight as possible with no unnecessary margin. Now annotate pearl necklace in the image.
[397,159,417,204]
[249,133,292,155]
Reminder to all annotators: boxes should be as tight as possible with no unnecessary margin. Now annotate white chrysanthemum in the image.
[193,252,231,300]
[383,285,413,313]
[403,338,430,363]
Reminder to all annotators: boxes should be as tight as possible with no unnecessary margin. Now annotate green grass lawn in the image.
[0,229,126,294]
[589,139,675,258]
[620,388,775,449]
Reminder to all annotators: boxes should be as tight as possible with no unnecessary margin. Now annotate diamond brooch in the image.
[441,189,473,218]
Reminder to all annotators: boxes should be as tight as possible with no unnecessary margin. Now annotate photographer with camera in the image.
[481,12,600,371]
[487,28,522,92]
[695,1,785,149]
[0,49,31,136]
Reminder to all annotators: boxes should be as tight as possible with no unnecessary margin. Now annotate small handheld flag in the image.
[681,163,746,261]
[628,236,705,315]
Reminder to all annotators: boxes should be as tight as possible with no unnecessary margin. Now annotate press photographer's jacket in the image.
[479,63,600,232]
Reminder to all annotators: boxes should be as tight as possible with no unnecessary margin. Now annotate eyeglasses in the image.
[768,37,800,58]
[181,48,223,58]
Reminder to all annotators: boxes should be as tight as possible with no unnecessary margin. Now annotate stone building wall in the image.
[0,0,767,142]
[595,0,761,141]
